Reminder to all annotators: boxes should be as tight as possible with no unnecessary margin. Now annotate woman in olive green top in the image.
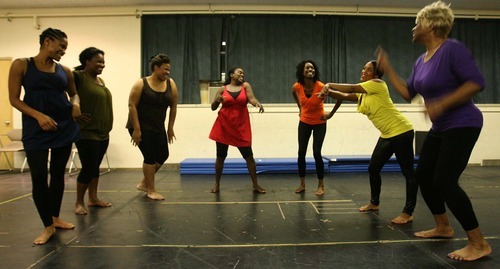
[73,47,113,215]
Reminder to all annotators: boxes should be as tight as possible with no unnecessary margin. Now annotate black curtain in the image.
[142,14,500,104]
[142,15,222,103]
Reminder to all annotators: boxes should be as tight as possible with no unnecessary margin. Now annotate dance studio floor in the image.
[0,166,498,269]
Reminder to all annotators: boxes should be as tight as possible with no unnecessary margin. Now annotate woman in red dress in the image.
[209,67,266,193]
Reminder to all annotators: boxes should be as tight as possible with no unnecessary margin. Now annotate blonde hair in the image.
[415,1,454,38]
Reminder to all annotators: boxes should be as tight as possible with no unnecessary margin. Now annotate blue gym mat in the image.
[179,155,419,175]
[180,157,328,175]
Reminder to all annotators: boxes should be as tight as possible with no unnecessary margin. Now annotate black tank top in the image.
[127,78,172,132]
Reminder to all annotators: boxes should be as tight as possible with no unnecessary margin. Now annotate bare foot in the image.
[136,182,148,192]
[33,226,56,245]
[448,241,492,261]
[147,192,165,200]
[295,184,305,193]
[88,199,112,207]
[74,202,88,215]
[315,185,325,196]
[414,227,454,239]
[52,217,75,229]
[210,183,220,193]
[391,213,413,224]
[359,204,379,212]
[253,185,266,194]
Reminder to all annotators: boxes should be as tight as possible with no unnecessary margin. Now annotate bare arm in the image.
[8,58,59,131]
[211,87,225,111]
[426,81,482,121]
[377,47,411,101]
[62,65,81,121]
[324,82,367,94]
[244,82,264,113]
[324,99,344,120]
[167,78,178,144]
[290,85,301,116]
[128,79,144,146]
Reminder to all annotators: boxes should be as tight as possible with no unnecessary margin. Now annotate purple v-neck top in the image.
[407,39,485,131]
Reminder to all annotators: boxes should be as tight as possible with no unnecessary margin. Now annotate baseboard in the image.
[482,159,500,166]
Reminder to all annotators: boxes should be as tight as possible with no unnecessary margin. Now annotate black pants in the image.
[75,139,109,184]
[417,127,481,231]
[298,121,326,179]
[368,130,417,215]
[128,129,169,165]
[26,144,72,227]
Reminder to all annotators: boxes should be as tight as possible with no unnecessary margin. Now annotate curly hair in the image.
[295,60,320,85]
[75,47,104,71]
[416,0,454,38]
[150,54,171,72]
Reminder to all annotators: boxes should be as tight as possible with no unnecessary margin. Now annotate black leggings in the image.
[26,144,73,227]
[298,121,326,179]
[368,130,417,215]
[417,127,481,231]
[216,142,253,159]
[75,139,109,184]
[129,129,169,165]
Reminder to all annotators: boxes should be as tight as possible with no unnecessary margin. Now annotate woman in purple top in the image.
[377,1,491,261]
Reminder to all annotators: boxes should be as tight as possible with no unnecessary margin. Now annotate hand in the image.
[321,113,333,121]
[256,103,264,113]
[78,113,92,123]
[131,129,141,147]
[321,84,330,98]
[71,104,82,121]
[37,114,58,131]
[376,46,389,73]
[425,100,445,121]
[167,129,176,144]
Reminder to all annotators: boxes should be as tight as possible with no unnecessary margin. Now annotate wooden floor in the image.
[0,166,498,268]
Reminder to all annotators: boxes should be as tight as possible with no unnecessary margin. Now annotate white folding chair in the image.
[0,129,27,173]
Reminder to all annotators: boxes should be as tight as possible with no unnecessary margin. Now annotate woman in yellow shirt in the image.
[320,60,417,224]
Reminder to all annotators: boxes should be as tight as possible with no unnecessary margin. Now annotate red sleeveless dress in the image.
[209,86,252,147]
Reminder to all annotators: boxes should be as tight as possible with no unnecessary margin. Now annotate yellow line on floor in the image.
[0,193,31,205]
[160,200,353,205]
[66,236,500,249]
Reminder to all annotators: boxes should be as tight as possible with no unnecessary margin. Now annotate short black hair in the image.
[75,47,104,70]
[224,66,243,85]
[369,60,384,78]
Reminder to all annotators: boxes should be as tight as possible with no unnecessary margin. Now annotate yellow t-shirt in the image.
[357,80,413,138]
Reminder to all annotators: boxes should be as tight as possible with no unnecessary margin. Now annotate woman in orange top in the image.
[291,60,341,195]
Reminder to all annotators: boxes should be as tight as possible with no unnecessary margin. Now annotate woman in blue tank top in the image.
[8,28,81,245]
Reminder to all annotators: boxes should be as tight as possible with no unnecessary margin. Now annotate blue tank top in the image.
[21,58,80,150]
